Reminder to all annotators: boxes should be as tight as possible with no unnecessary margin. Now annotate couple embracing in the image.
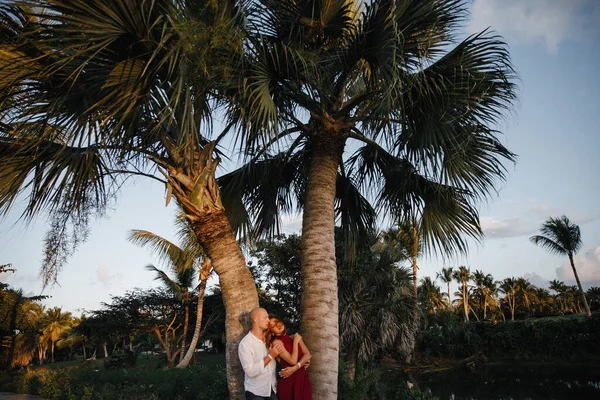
[238,307,312,400]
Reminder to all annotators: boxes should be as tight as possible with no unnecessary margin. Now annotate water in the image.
[409,364,600,400]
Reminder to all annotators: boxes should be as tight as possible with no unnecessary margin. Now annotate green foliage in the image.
[419,314,600,361]
[7,365,229,400]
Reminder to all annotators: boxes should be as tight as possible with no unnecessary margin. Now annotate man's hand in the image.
[268,346,280,359]
[279,365,297,378]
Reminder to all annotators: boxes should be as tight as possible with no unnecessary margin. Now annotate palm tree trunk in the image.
[180,303,190,362]
[447,283,452,307]
[177,260,212,369]
[51,340,55,363]
[103,343,108,358]
[82,339,86,361]
[568,254,591,317]
[300,134,345,400]
[190,210,258,400]
[463,285,469,322]
[344,343,359,381]
[412,259,418,299]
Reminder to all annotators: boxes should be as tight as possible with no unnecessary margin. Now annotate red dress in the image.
[276,334,312,400]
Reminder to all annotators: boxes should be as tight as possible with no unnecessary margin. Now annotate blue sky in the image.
[1,0,600,314]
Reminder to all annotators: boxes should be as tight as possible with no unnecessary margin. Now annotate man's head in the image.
[250,307,270,331]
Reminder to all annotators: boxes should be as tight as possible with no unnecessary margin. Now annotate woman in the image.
[266,315,312,400]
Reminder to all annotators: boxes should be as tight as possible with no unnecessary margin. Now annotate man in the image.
[239,307,281,399]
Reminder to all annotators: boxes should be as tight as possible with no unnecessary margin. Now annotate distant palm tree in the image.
[128,213,213,369]
[418,277,446,314]
[587,287,600,310]
[437,267,454,307]
[453,266,472,322]
[549,279,567,314]
[42,307,72,362]
[530,216,591,316]
[516,278,537,316]
[500,277,519,321]
[472,270,496,320]
[380,220,422,298]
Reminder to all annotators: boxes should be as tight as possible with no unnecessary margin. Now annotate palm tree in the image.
[381,220,423,298]
[530,216,591,317]
[437,267,455,308]
[472,270,497,321]
[230,2,517,394]
[587,287,600,311]
[339,236,419,381]
[516,277,537,317]
[549,279,567,314]
[127,212,214,369]
[41,307,73,363]
[500,277,519,321]
[0,2,257,395]
[418,277,446,314]
[453,266,472,322]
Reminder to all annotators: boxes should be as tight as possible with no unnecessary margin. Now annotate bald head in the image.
[250,307,269,332]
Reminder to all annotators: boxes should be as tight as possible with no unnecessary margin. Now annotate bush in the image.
[419,314,600,361]
[6,365,229,399]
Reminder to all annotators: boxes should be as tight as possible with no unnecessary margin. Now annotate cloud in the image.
[556,244,600,284]
[280,213,303,235]
[523,272,549,289]
[95,266,121,287]
[470,0,600,54]
[480,204,600,239]
[480,216,536,238]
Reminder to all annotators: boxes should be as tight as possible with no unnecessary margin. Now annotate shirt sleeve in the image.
[238,339,266,378]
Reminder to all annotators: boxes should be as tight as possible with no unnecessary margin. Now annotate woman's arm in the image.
[272,338,299,365]
[279,337,312,378]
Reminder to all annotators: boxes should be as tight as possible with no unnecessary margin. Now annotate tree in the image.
[587,287,600,311]
[453,266,472,322]
[127,213,214,368]
[380,221,423,298]
[41,307,73,363]
[232,1,517,394]
[472,270,497,320]
[418,277,446,315]
[437,267,454,307]
[549,279,568,314]
[0,2,257,395]
[530,216,591,317]
[249,234,303,330]
[500,277,519,321]
[338,231,419,381]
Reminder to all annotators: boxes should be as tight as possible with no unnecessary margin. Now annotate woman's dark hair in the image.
[265,314,287,348]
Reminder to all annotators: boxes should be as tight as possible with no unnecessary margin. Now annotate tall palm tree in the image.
[530,216,591,317]
[41,307,72,363]
[453,266,472,322]
[0,2,257,395]
[516,277,537,317]
[437,267,455,308]
[127,212,213,369]
[229,1,517,394]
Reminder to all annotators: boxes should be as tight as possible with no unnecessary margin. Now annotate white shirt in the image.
[238,331,277,396]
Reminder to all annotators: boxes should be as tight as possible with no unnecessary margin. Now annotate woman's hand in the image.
[278,364,298,379]
[293,333,302,345]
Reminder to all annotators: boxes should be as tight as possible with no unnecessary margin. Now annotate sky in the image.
[1,0,600,314]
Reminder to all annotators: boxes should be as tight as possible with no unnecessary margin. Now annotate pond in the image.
[408,364,600,400]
